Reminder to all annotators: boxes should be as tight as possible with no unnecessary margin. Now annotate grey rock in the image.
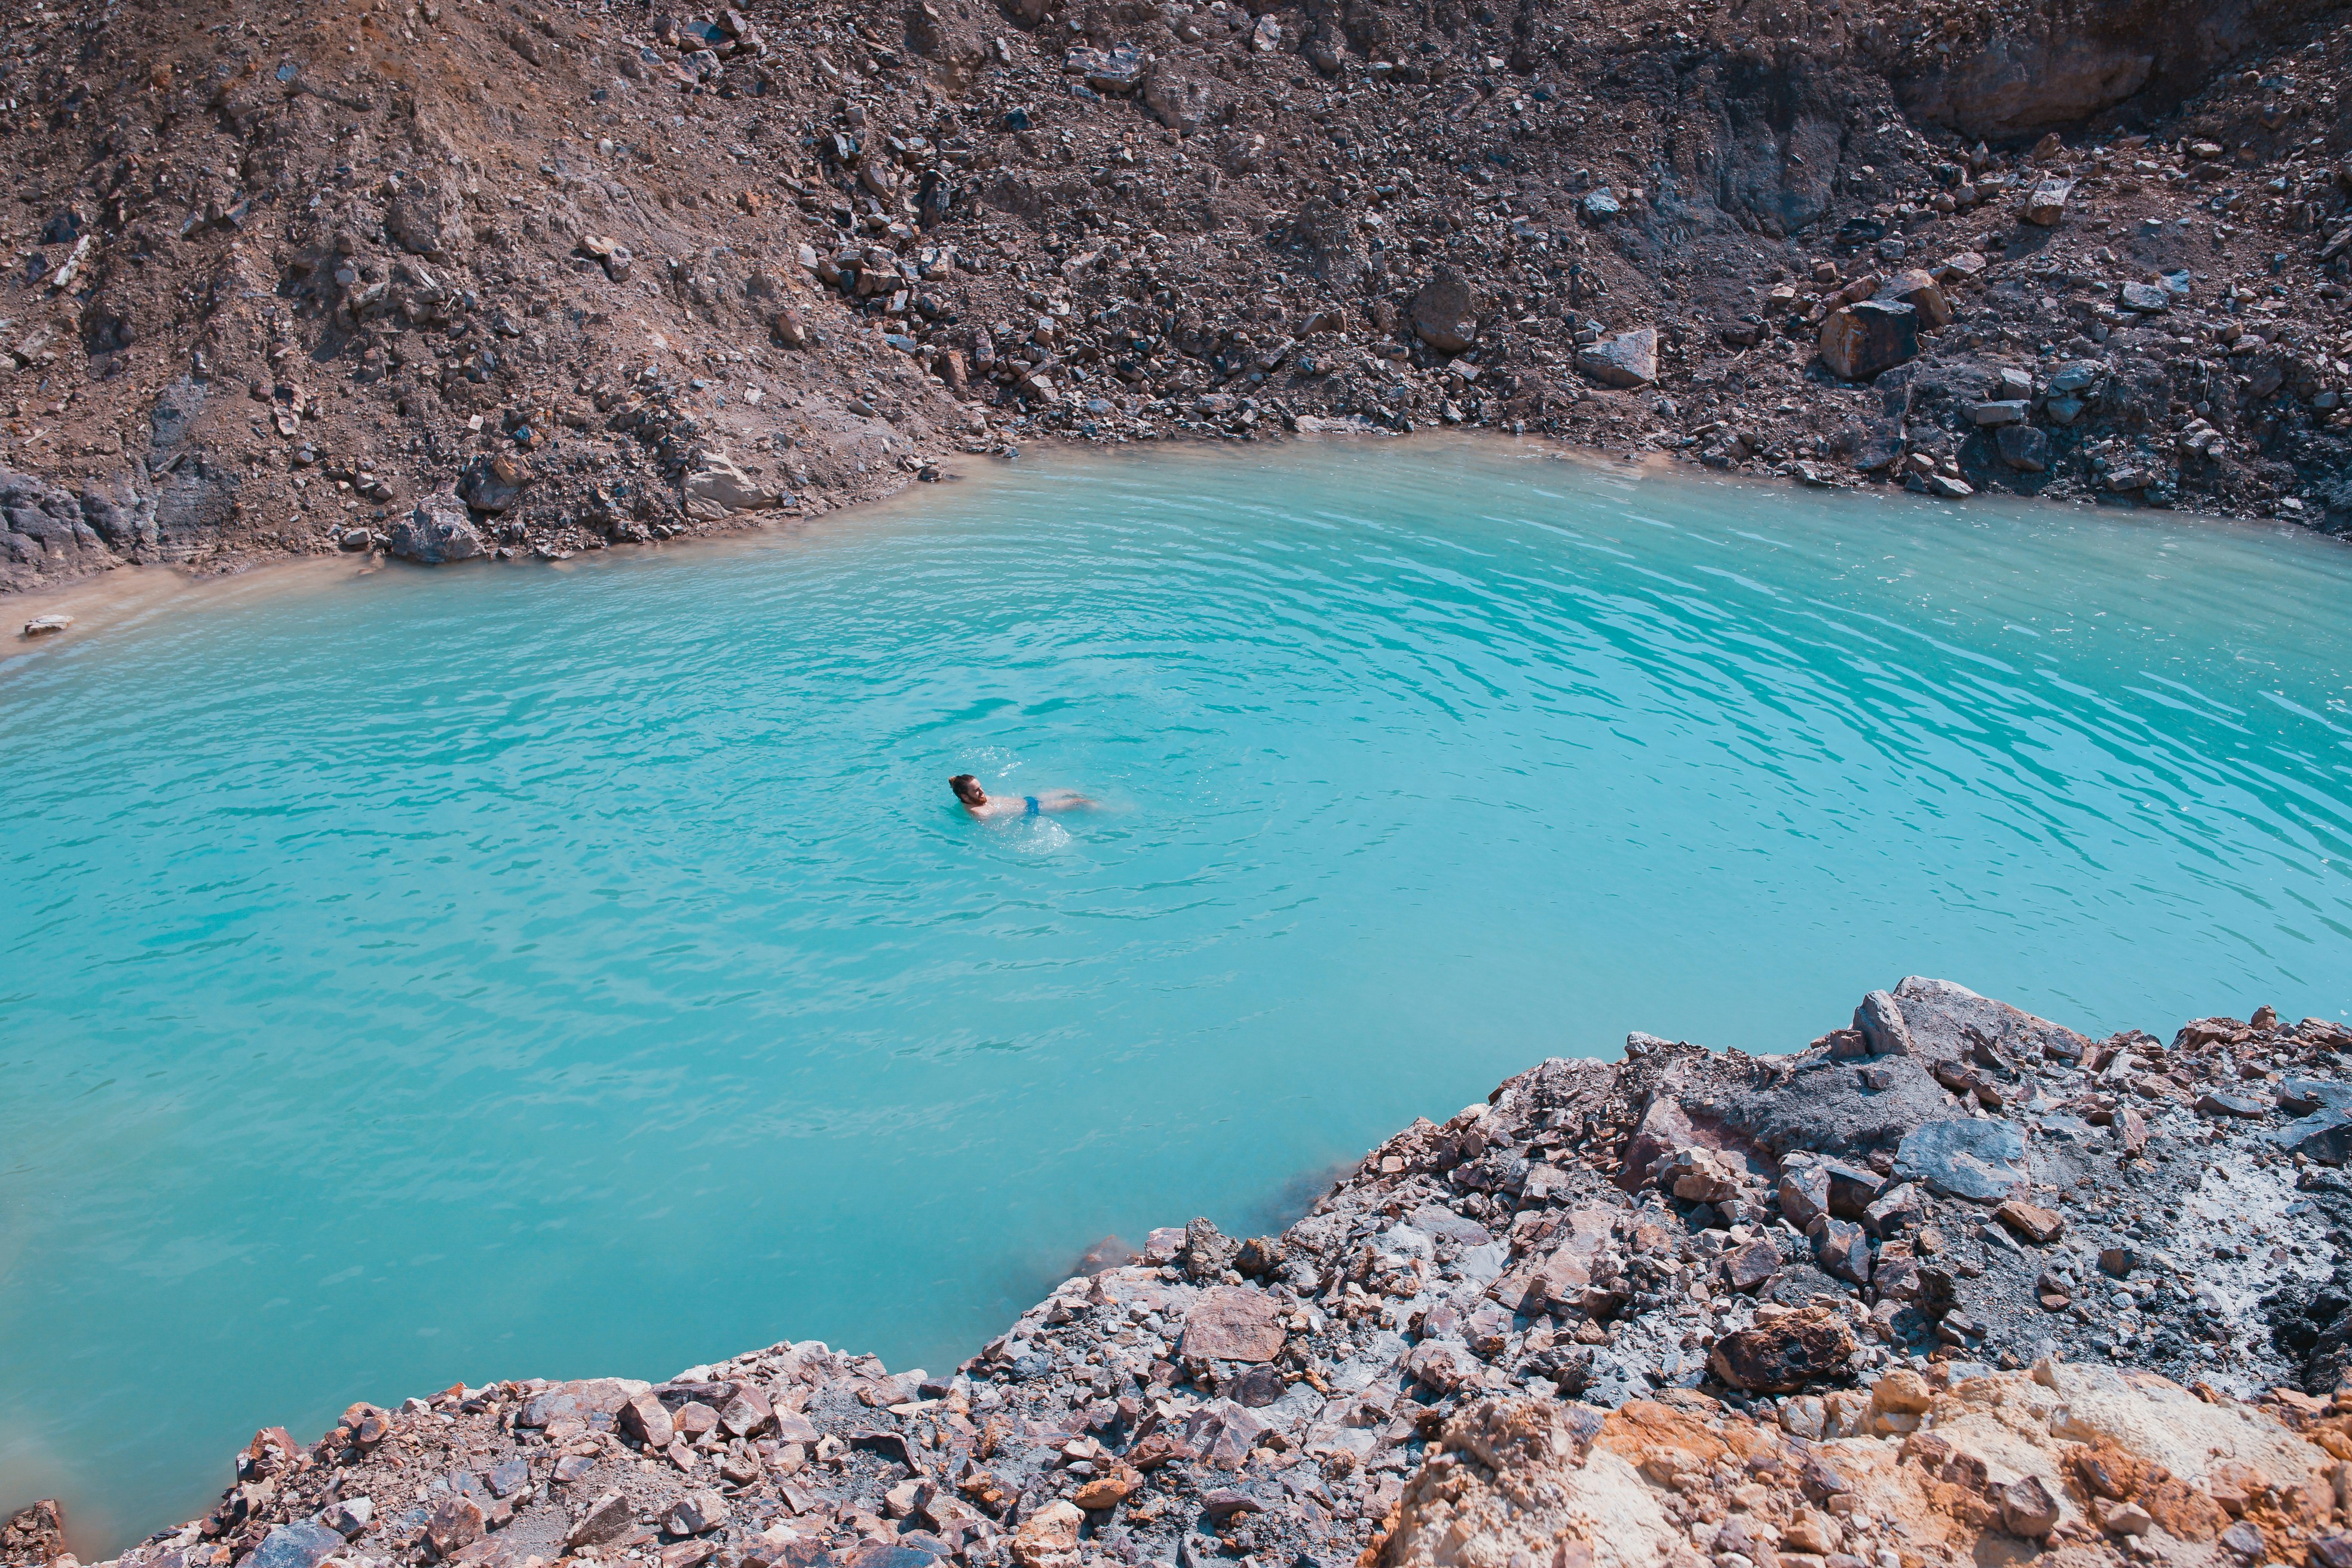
[1894,1117,2026,1202]
[1181,1399,1269,1468]
[1998,425,2051,472]
[2277,1080,2352,1116]
[1881,977,2091,1065]
[1576,328,1658,390]
[1064,44,1146,93]
[2045,361,2103,396]
[1177,1216,1239,1282]
[389,494,486,566]
[1729,1054,1952,1165]
[2119,282,2172,313]
[1,467,120,593]
[2268,1109,2352,1165]
[245,1523,345,1568]
[1855,990,1916,1055]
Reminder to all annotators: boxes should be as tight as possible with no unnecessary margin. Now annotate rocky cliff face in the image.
[8,981,2352,1568]
[4,0,2351,599]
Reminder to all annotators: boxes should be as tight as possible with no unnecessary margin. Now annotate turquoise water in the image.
[5,440,2352,1549]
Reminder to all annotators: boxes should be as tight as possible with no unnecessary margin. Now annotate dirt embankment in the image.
[3,0,2350,599]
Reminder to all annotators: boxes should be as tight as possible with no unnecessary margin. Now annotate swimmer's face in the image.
[950,774,985,805]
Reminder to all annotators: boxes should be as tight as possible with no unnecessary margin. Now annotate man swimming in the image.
[950,774,1096,818]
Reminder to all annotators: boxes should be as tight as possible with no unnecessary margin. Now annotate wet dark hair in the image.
[949,774,985,804]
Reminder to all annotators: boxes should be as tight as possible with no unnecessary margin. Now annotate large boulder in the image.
[1819,301,1919,381]
[388,493,486,565]
[1576,327,1658,390]
[1410,270,1480,354]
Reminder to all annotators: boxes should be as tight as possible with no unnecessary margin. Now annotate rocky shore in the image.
[7,0,2352,598]
[11,979,2352,1568]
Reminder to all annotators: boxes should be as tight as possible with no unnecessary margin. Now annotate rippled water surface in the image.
[7,440,2352,1548]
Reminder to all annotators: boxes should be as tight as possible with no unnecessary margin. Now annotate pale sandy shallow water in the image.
[4,439,2350,1551]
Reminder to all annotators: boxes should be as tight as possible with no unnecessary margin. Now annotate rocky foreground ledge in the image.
[12,981,2352,1568]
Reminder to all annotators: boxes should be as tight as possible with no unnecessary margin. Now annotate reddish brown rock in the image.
[1818,301,1920,381]
[1995,1200,2065,1244]
[1179,1286,1287,1363]
[1708,1306,1857,1393]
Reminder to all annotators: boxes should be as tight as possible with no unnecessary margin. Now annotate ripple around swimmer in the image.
[3,438,2351,1550]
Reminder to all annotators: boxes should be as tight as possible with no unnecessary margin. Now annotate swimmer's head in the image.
[949,774,986,805]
